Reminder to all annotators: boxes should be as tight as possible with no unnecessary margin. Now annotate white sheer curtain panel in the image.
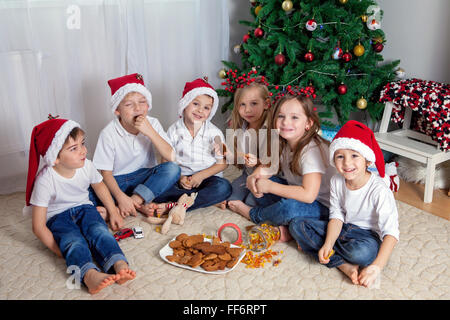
[0,0,229,195]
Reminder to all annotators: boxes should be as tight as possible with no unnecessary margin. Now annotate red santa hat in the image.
[108,73,152,115]
[329,120,385,178]
[178,77,219,121]
[24,117,80,211]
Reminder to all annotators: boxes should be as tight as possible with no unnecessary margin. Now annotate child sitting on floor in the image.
[91,73,180,217]
[289,120,399,288]
[152,77,231,214]
[24,117,135,294]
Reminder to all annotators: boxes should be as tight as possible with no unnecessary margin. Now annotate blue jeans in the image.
[153,175,232,211]
[248,176,329,225]
[90,162,181,205]
[289,218,381,268]
[46,204,128,282]
[227,171,257,206]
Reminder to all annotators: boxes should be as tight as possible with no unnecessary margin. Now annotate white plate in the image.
[159,237,246,275]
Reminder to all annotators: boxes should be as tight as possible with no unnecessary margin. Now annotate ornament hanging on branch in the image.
[304,51,315,62]
[372,42,384,52]
[233,44,241,54]
[243,33,250,43]
[356,97,368,109]
[332,46,343,60]
[353,42,365,57]
[281,0,293,12]
[342,51,352,62]
[218,68,227,79]
[254,27,264,38]
[305,19,317,31]
[337,83,347,95]
[275,53,286,66]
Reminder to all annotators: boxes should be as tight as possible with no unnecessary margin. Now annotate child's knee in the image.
[345,245,378,267]
[161,161,181,179]
[212,178,232,198]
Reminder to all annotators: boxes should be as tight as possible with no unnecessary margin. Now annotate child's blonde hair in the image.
[271,94,329,176]
[230,81,272,169]
[230,81,271,131]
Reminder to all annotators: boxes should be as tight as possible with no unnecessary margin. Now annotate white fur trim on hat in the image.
[43,120,80,167]
[329,137,376,167]
[178,87,219,121]
[110,83,152,114]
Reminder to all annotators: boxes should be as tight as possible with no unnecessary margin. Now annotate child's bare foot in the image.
[83,269,119,294]
[137,202,158,217]
[338,263,360,285]
[214,201,227,210]
[228,200,251,220]
[277,225,293,242]
[155,203,172,217]
[114,260,136,285]
[97,206,108,221]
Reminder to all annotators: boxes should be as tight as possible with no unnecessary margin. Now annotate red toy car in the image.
[114,228,134,242]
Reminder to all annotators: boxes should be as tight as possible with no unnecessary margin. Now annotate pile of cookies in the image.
[166,233,244,272]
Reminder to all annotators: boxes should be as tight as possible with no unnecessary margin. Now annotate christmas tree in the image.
[217,0,400,127]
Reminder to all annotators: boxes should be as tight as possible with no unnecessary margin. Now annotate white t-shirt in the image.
[30,159,103,221]
[280,140,336,208]
[93,116,172,176]
[329,173,400,241]
[166,119,225,177]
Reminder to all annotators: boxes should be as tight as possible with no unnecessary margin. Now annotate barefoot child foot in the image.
[228,200,251,220]
[114,260,136,285]
[137,202,158,216]
[155,202,173,217]
[214,200,227,210]
[277,225,293,242]
[83,269,119,294]
[337,263,360,285]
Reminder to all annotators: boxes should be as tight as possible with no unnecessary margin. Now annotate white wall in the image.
[378,0,450,83]
[227,0,450,84]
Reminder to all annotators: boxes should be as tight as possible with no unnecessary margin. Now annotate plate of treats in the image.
[160,233,246,274]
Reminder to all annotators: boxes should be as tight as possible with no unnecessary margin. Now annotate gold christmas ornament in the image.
[353,43,365,57]
[356,97,368,110]
[282,0,293,12]
[218,68,227,79]
[339,0,348,4]
[361,15,368,22]
[254,5,262,15]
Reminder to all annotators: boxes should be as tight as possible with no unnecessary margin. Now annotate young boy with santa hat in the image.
[91,73,180,217]
[25,117,135,294]
[151,77,231,215]
[288,120,399,288]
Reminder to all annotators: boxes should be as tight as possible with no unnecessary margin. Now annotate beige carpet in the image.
[0,167,449,300]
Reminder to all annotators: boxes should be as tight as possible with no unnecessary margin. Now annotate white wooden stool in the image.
[375,102,450,203]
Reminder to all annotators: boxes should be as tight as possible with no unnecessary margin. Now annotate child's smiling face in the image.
[333,148,371,185]
[275,98,312,148]
[183,94,213,125]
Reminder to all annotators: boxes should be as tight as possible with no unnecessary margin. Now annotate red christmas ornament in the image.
[254,27,264,38]
[275,53,286,66]
[304,51,314,62]
[243,34,250,43]
[372,42,384,53]
[342,52,352,62]
[337,83,347,95]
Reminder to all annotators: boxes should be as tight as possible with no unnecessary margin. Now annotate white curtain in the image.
[0,0,229,194]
